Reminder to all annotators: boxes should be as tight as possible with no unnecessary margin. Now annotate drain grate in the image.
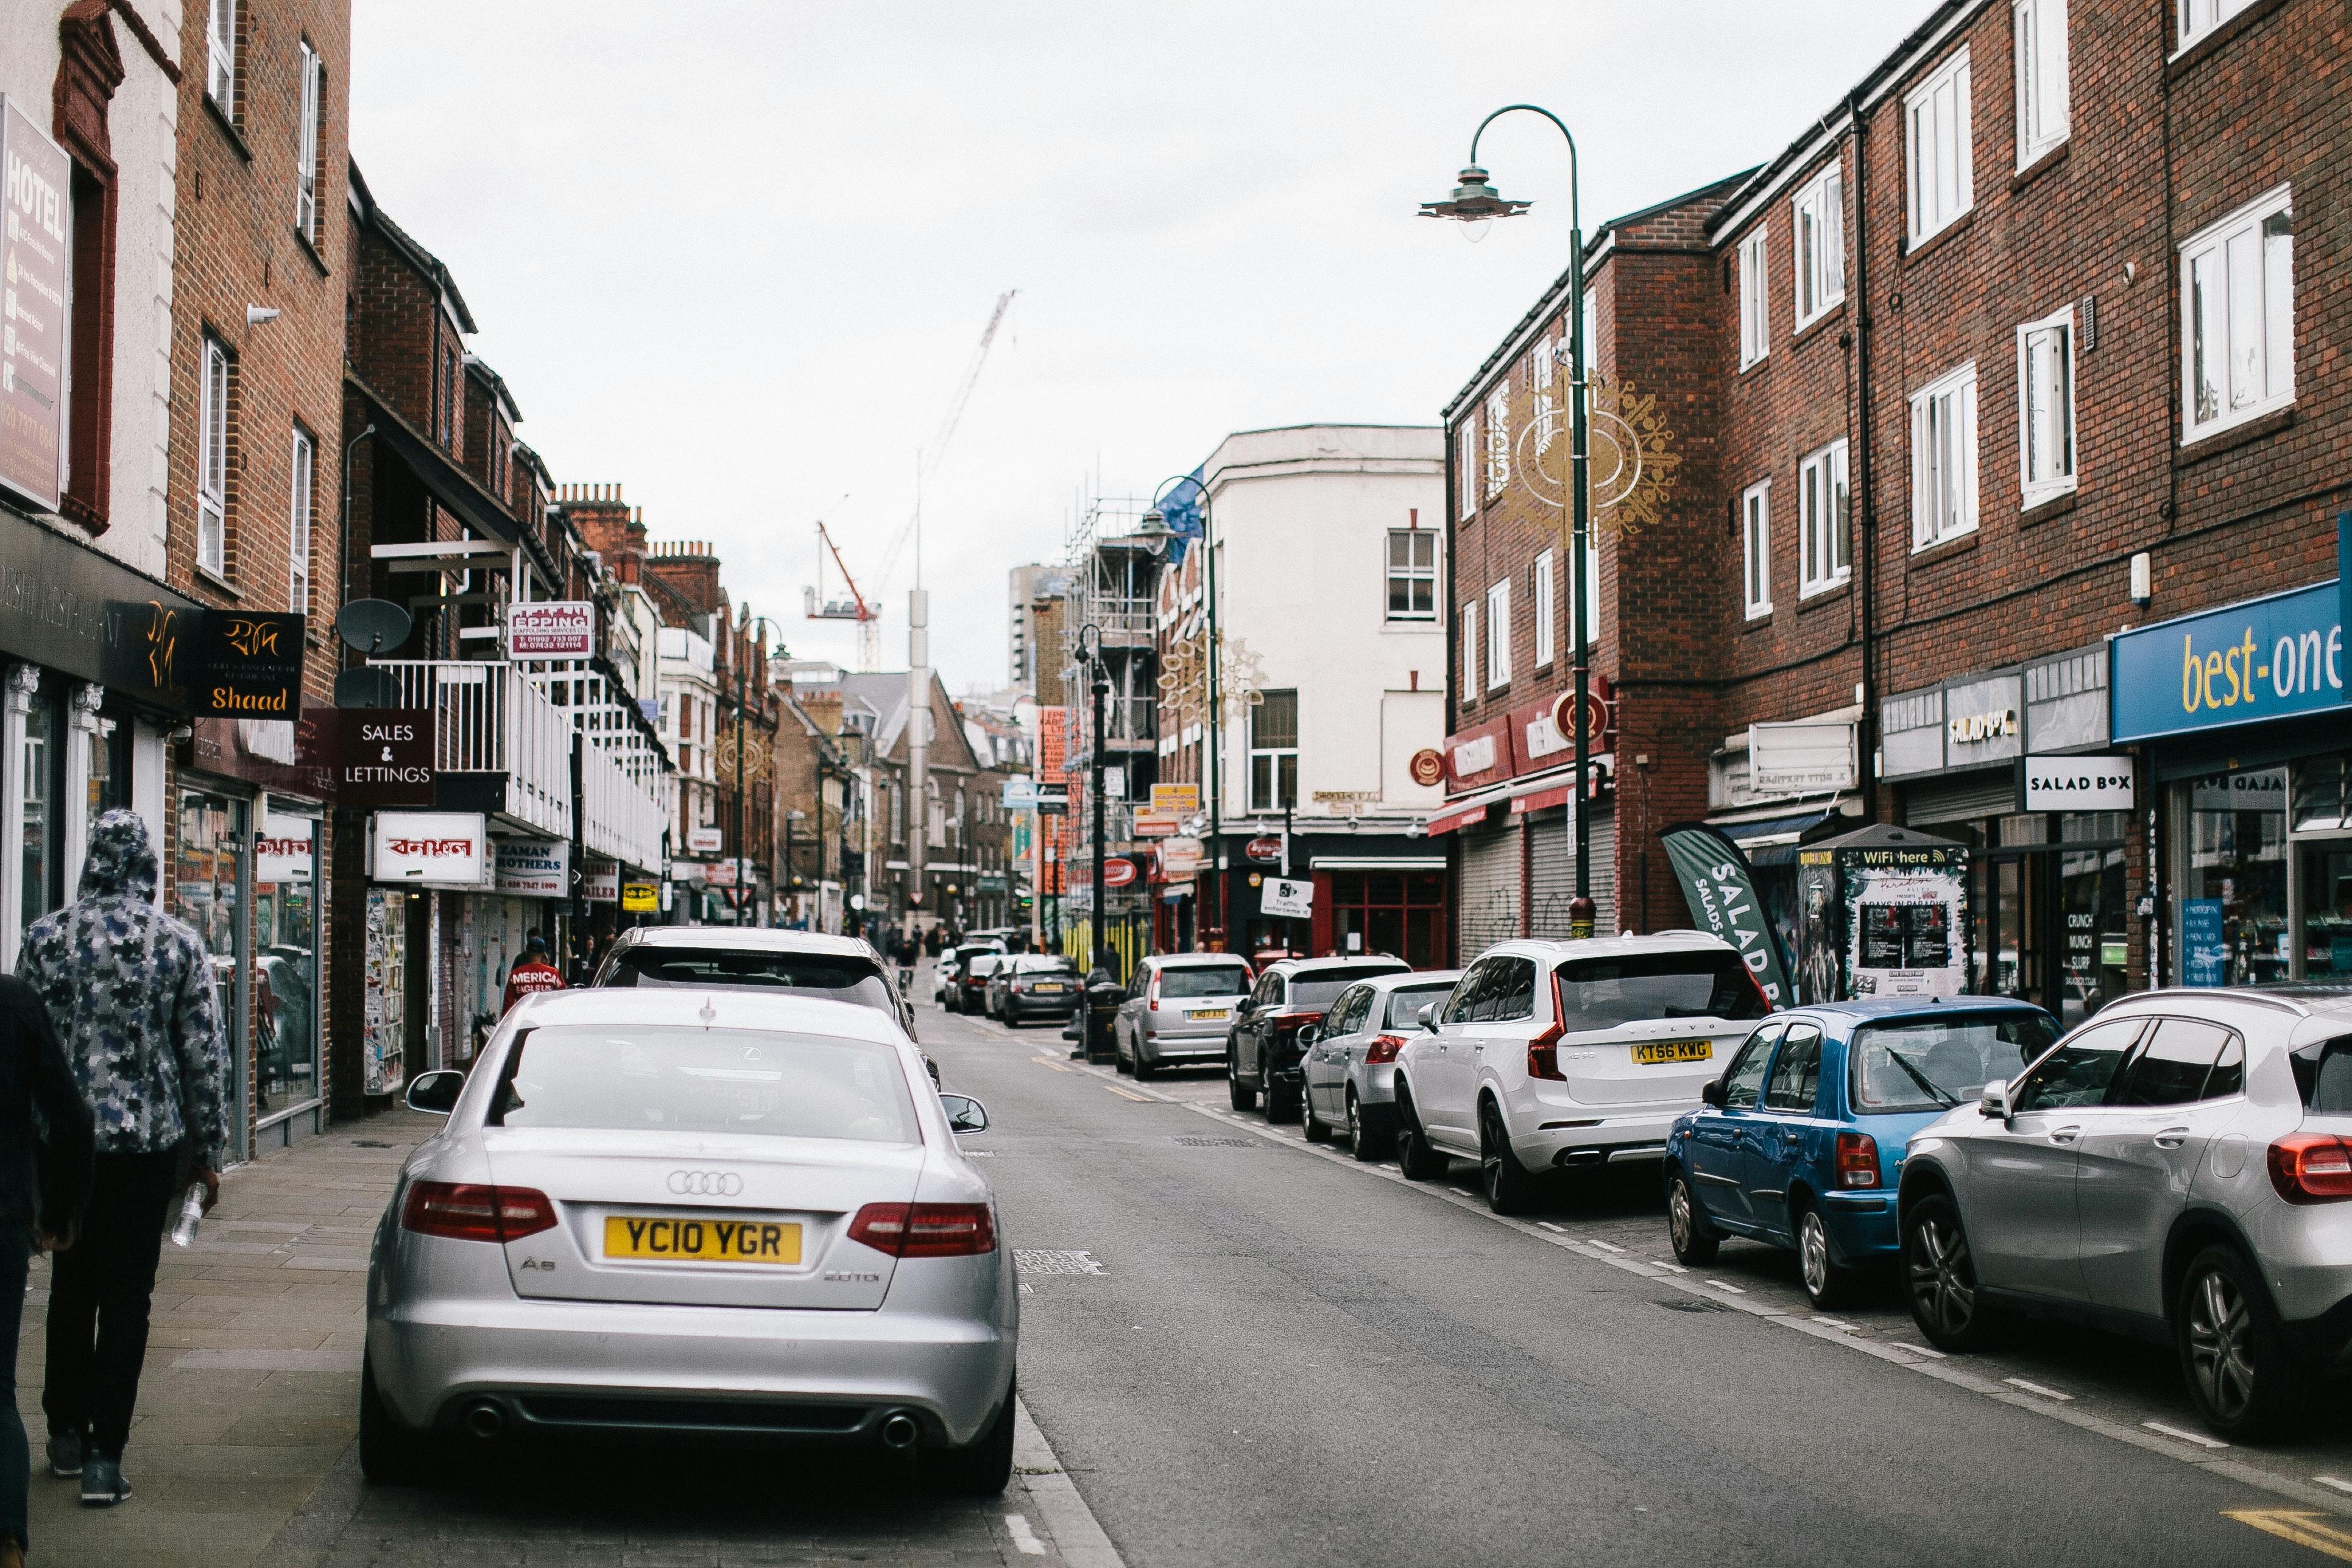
[351,1140,394,1149]
[1015,1249,1106,1276]
[1171,1135,1255,1147]
[1656,1296,1731,1313]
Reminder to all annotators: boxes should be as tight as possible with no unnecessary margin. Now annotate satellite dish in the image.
[336,599,412,655]
[334,666,401,709]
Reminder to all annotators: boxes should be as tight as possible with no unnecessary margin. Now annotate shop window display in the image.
[174,791,245,1018]
[21,689,58,930]
[2181,768,2287,987]
[253,815,320,1119]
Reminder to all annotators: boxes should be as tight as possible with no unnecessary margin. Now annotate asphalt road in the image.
[928,997,2340,1568]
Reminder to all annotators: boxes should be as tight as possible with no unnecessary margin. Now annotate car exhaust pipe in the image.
[879,1411,920,1450]
[462,1398,507,1439]
[1553,1148,1606,1169]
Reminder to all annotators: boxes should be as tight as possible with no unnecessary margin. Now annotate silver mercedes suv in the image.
[1898,985,2352,1441]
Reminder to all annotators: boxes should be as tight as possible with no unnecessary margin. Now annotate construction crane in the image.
[803,520,883,671]
[923,289,1016,478]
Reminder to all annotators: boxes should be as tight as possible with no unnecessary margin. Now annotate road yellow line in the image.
[1102,1083,1151,1102]
[1031,1056,1075,1074]
[2228,1510,2352,1562]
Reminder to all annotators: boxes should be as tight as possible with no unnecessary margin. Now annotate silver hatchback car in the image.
[1112,953,1255,1079]
[1899,985,2352,1441]
[1298,970,1461,1159]
[364,988,1017,1491]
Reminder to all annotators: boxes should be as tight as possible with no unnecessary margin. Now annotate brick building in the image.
[1438,0,2347,1017]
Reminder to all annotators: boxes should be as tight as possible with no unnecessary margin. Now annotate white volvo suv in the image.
[1391,933,1773,1212]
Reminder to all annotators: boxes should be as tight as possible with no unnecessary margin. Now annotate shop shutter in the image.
[1903,769,2017,828]
[1527,808,1618,938]
[1456,822,1523,956]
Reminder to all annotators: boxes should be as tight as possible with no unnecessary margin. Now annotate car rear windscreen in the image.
[1014,955,1079,975]
[1291,965,1407,1008]
[1849,1014,2058,1114]
[1386,984,1455,1028]
[1160,966,1251,998]
[1554,951,1767,1028]
[604,948,895,1013]
[490,1026,919,1143]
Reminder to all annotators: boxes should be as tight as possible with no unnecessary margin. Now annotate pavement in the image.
[14,971,2352,1566]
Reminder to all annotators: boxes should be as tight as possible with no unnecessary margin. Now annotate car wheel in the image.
[1665,1167,1720,1266]
[1903,1194,2003,1352]
[2178,1243,2302,1442]
[1227,1051,1257,1112]
[1796,1204,1860,1310]
[1393,1087,1446,1181]
[1301,1089,1332,1143]
[358,1353,433,1487]
[1114,1028,1133,1074]
[927,1379,1017,1496]
[1478,1098,1541,1215]
[1347,1090,1393,1162]
[1132,1047,1156,1082]
[1265,1079,1301,1124]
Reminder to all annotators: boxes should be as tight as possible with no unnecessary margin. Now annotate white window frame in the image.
[1460,600,1479,699]
[1905,48,1975,247]
[289,424,314,614]
[2178,183,2295,444]
[296,40,323,241]
[1532,549,1556,668]
[1385,529,1437,622]
[1531,332,1558,456]
[206,0,237,111]
[1248,689,1299,813]
[2016,306,2077,503]
[1909,362,1980,551]
[1457,412,1479,519]
[1485,580,1511,690]
[1737,227,1769,369]
[2013,0,2070,170]
[1798,440,1851,598]
[1740,480,1773,620]
[1483,389,1511,500]
[2175,0,2261,54]
[198,335,230,577]
[1792,166,1846,331]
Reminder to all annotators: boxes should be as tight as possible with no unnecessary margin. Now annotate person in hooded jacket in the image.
[13,811,230,1508]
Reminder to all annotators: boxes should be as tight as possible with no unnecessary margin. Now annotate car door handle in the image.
[2153,1127,2191,1149]
[2049,1125,2081,1145]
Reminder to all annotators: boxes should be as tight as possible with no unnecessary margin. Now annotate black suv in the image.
[1227,956,1410,1121]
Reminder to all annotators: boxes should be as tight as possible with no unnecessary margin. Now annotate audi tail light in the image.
[1528,971,1567,1081]
[1835,1132,1881,1189]
[401,1181,557,1243]
[847,1202,998,1257]
[1366,1034,1407,1065]
[2269,1133,2352,1204]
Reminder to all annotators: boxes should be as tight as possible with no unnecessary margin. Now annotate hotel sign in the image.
[1,99,71,512]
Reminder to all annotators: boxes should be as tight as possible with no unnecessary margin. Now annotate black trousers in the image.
[44,1146,182,1458]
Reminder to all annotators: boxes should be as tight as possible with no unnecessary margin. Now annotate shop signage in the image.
[1942,673,2024,766]
[687,824,724,853]
[504,600,595,657]
[675,860,738,887]
[1946,707,2017,744]
[1037,705,1069,781]
[2189,768,2285,812]
[1748,721,1858,796]
[1101,858,1137,889]
[1659,823,1794,1006]
[2111,576,2344,743]
[1132,806,1179,837]
[253,816,316,884]
[1,100,71,512]
[370,810,489,888]
[621,880,658,911]
[333,709,436,807]
[1002,777,1038,809]
[1261,875,1313,920]
[1160,836,1203,878]
[1245,835,1284,864]
[1150,782,1199,814]
[581,859,619,903]
[1451,733,1499,776]
[194,612,306,716]
[1037,791,1068,816]
[2181,899,2228,987]
[1524,710,1570,764]
[493,838,570,898]
[1408,748,1445,787]
[0,509,202,711]
[2020,754,2134,813]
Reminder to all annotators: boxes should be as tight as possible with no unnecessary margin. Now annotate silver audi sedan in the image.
[361,988,1016,1492]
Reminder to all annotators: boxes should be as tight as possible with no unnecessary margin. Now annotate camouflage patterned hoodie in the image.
[13,810,231,1170]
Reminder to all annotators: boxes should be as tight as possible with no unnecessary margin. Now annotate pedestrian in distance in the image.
[0,970,96,1564]
[13,810,230,1509]
[502,932,567,1013]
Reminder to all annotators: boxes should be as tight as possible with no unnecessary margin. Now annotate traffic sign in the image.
[1101,859,1138,889]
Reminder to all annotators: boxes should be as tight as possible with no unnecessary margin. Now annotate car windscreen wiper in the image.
[1885,1049,1958,1107]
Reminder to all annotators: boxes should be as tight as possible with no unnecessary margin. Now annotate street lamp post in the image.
[1421,105,1596,938]
[1143,476,1211,950]
[733,612,786,928]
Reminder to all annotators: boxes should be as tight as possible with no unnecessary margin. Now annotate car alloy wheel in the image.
[1797,1207,1857,1309]
[1904,1199,1993,1349]
[2185,1263,2256,1425]
[1666,1171,1718,1265]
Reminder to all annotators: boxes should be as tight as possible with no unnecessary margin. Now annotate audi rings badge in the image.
[666,1170,744,1197]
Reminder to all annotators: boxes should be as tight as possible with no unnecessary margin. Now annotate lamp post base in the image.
[1568,894,1597,940]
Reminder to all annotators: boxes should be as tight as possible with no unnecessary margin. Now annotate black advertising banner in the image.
[0,507,202,711]
[195,612,306,716]
[328,708,436,807]
[1659,822,1795,1009]
[1,98,71,512]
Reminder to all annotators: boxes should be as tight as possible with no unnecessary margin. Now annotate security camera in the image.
[245,305,281,326]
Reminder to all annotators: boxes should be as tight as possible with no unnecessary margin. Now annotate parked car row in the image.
[1187,926,2352,1443]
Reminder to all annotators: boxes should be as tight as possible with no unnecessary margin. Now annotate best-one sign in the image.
[506,601,595,658]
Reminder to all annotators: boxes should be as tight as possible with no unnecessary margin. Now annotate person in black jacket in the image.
[0,973,96,1564]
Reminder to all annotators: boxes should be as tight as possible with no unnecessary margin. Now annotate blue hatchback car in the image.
[1662,998,2059,1308]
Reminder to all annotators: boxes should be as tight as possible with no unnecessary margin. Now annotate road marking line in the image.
[2002,1377,2074,1402]
[1704,1279,1746,1294]
[1536,1221,1566,1232]
[1005,1513,1048,1555]
[1898,1343,1946,1358]
[2144,1419,2230,1450]
[2318,1477,2352,1497]
[1810,1316,1859,1332]
[1651,1260,1689,1273]
[1103,1083,1151,1102]
[1030,1056,1075,1073]
[2225,1510,2352,1563]
[1586,1238,1626,1253]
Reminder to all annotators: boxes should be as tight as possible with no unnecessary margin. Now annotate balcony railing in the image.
[371,661,574,839]
[581,734,669,872]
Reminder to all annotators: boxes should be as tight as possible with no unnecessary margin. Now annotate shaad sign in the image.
[195,612,306,716]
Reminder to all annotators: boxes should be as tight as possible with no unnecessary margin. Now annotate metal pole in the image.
[1091,655,1109,976]
[1567,221,1595,939]
[735,623,747,927]
[1204,496,1223,951]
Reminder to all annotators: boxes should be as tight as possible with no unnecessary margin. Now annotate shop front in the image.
[2112,573,2351,989]
[1432,693,1614,963]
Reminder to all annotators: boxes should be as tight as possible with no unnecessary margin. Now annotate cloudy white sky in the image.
[351,1,1924,692]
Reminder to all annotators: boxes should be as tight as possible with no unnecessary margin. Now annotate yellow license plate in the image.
[603,1215,801,1264]
[1033,983,1065,992]
[1189,1008,1231,1020]
[1631,1040,1714,1066]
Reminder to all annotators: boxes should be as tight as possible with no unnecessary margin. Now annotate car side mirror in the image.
[1298,1023,1321,1047]
[940,1093,991,1135]
[1979,1079,2011,1119]
[1700,1078,1725,1109]
[405,1068,465,1117]
[1418,1002,1439,1033]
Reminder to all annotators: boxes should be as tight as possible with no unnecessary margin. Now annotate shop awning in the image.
[1707,801,1851,866]
[1309,856,1447,871]
[1425,792,1504,836]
